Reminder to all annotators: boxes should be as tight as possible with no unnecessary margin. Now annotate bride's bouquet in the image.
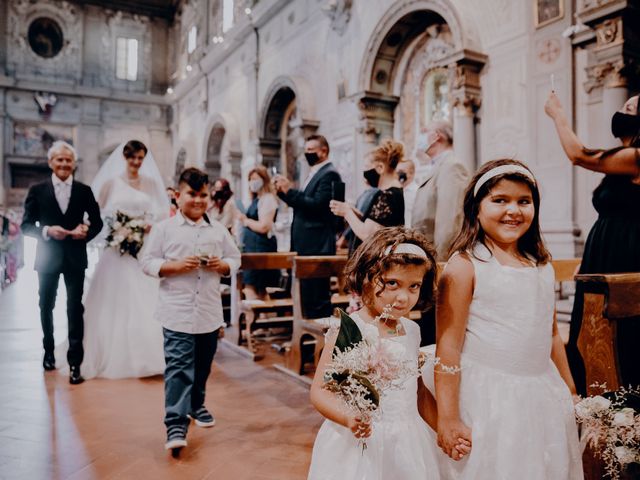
[105,211,149,258]
[575,384,640,479]
[323,308,421,449]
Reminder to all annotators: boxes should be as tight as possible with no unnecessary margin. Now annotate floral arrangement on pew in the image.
[323,307,420,450]
[105,211,149,259]
[575,384,640,479]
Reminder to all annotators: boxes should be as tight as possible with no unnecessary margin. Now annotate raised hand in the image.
[329,200,351,218]
[273,175,291,194]
[544,91,563,120]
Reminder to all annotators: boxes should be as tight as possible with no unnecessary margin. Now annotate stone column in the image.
[0,89,5,204]
[447,54,485,173]
[148,125,172,182]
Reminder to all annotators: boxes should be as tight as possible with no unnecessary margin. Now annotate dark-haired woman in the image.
[56,140,169,379]
[209,178,237,232]
[237,166,279,300]
[546,92,640,392]
[330,139,405,254]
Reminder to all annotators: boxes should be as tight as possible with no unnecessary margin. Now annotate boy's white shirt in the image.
[140,210,241,334]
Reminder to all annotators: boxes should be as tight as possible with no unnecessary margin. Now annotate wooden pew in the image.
[281,255,349,378]
[575,272,640,480]
[231,252,296,355]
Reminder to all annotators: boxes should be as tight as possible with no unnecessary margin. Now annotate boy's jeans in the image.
[163,327,219,429]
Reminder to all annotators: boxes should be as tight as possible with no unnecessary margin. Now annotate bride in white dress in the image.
[57,140,168,379]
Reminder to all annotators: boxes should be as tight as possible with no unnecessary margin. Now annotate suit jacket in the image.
[278,162,342,255]
[21,177,103,273]
[411,150,469,260]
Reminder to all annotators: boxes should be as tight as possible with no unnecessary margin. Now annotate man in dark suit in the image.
[21,141,103,384]
[274,134,342,318]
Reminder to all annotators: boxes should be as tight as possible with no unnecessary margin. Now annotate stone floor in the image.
[0,239,321,480]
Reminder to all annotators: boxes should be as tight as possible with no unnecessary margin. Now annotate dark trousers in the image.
[301,278,333,319]
[38,269,85,366]
[163,328,219,429]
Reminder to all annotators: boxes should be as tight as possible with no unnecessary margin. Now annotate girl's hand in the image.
[437,417,472,460]
[347,415,372,439]
[544,91,563,119]
[329,200,351,218]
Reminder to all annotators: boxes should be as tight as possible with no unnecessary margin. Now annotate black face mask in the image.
[363,168,380,188]
[397,171,408,184]
[304,152,320,166]
[212,191,223,200]
[611,111,640,139]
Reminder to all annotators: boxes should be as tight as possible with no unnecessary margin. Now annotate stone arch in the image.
[202,112,243,190]
[259,76,319,182]
[173,147,187,185]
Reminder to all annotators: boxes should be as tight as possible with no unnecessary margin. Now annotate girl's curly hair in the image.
[344,226,438,312]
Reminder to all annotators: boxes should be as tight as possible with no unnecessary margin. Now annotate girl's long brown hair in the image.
[448,159,551,265]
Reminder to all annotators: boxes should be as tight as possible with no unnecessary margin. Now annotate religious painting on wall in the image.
[423,68,451,125]
[13,123,74,158]
[534,0,564,28]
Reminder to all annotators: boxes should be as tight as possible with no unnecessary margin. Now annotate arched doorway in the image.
[357,1,485,172]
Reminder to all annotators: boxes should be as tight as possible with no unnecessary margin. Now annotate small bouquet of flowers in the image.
[575,384,640,479]
[105,211,148,258]
[323,308,421,449]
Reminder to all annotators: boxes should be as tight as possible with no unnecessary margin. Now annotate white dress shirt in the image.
[52,173,72,213]
[302,159,332,190]
[140,211,241,334]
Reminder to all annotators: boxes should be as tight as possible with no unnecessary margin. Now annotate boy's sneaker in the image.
[165,426,188,452]
[188,406,216,427]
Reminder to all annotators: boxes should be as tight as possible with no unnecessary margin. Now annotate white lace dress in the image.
[308,313,441,480]
[422,245,583,480]
[57,176,165,378]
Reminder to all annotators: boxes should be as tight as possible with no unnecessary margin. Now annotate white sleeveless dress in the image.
[308,313,441,480]
[423,245,583,480]
[56,176,165,378]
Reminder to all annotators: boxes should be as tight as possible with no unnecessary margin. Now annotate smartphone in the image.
[331,181,345,202]
[270,166,278,177]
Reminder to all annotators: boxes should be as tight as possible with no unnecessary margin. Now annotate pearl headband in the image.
[383,243,428,259]
[473,165,536,197]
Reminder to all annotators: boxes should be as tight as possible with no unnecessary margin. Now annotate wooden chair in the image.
[574,272,640,480]
[282,255,349,377]
[231,252,296,355]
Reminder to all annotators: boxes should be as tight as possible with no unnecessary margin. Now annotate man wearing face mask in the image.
[411,121,469,261]
[273,134,342,318]
[545,92,640,394]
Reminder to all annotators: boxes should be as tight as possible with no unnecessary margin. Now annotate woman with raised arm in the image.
[545,92,640,393]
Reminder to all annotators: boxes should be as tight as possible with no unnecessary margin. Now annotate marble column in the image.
[452,104,476,174]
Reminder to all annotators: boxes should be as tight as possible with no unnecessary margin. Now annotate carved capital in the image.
[594,17,623,49]
[584,58,627,93]
[447,55,485,116]
[356,91,399,144]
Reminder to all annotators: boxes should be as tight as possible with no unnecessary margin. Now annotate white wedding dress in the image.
[56,176,165,378]
[307,313,441,480]
[422,244,583,480]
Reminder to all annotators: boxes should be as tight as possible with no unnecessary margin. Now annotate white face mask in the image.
[416,132,437,153]
[249,178,264,193]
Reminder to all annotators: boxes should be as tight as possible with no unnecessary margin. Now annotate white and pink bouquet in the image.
[323,308,420,449]
[575,384,640,479]
[105,211,148,258]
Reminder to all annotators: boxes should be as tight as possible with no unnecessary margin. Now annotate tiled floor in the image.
[0,239,321,480]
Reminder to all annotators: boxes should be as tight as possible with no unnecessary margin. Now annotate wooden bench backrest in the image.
[575,272,640,395]
[552,258,581,283]
[292,255,348,280]
[240,252,296,270]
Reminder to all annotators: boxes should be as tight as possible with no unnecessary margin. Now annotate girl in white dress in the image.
[427,159,583,479]
[57,141,168,379]
[308,227,469,480]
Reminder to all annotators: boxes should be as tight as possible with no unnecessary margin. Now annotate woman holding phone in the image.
[330,139,405,254]
[237,166,280,300]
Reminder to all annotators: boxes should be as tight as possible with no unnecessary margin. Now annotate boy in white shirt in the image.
[141,168,241,454]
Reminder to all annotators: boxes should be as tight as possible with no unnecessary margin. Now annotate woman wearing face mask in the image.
[209,178,237,232]
[238,166,280,300]
[330,139,405,254]
[545,91,640,393]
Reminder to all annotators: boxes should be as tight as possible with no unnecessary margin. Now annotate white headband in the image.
[384,243,428,259]
[473,165,536,197]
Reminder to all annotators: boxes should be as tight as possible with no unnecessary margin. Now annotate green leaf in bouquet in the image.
[334,308,362,353]
[350,372,380,408]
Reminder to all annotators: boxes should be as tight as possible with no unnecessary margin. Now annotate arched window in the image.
[423,68,450,124]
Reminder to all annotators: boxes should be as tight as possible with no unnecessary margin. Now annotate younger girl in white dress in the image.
[428,159,583,479]
[308,227,470,480]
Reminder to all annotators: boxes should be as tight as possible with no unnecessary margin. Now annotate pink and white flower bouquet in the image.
[105,211,149,258]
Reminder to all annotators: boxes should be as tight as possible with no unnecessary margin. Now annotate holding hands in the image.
[437,417,472,461]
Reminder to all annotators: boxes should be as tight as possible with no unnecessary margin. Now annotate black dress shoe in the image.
[43,353,56,371]
[69,365,85,385]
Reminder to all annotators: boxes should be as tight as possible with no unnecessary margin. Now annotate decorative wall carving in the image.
[323,0,353,36]
[594,17,623,48]
[584,58,626,92]
[7,0,83,84]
